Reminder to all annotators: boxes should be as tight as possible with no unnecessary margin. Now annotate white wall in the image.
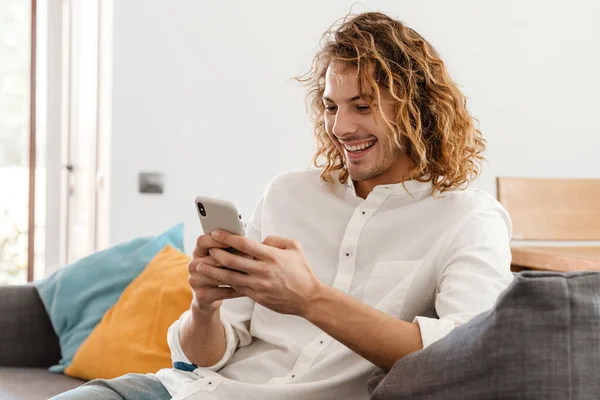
[110,0,600,253]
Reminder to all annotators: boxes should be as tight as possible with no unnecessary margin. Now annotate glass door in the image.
[0,0,106,283]
[0,0,39,284]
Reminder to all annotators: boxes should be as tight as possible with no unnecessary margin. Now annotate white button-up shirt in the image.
[157,170,514,400]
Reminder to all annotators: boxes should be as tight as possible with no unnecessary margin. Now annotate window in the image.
[0,0,108,284]
[0,0,40,284]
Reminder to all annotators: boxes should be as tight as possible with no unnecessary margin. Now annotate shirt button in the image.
[292,375,295,378]
[361,211,366,215]
[319,340,324,345]
[345,253,350,257]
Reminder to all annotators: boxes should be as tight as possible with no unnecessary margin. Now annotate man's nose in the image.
[332,109,358,138]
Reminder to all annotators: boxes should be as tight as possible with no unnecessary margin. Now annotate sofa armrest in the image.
[0,284,61,367]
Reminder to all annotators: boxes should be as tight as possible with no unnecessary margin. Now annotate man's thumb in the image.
[262,235,297,250]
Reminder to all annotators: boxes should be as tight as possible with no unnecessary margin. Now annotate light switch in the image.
[139,172,164,194]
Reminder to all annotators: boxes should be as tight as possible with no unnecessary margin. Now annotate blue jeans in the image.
[50,373,171,400]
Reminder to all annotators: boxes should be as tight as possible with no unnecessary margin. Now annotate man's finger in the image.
[198,263,255,287]
[209,248,261,274]
[188,273,230,288]
[200,256,223,267]
[231,285,253,298]
[193,235,230,258]
[194,287,246,304]
[211,231,271,259]
[188,256,222,274]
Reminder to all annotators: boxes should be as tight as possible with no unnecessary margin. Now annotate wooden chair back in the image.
[496,177,600,240]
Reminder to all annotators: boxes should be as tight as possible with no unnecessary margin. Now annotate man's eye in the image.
[324,106,337,112]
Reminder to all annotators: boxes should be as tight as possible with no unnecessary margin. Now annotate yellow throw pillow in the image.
[65,245,192,380]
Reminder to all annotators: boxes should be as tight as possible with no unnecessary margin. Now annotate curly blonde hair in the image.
[297,12,485,193]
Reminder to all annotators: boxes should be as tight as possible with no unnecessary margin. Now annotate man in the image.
[55,11,513,400]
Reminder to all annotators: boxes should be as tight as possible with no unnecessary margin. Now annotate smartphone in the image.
[195,196,245,237]
[194,196,247,278]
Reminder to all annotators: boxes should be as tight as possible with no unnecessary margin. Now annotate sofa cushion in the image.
[35,223,185,373]
[65,246,193,380]
[0,367,84,400]
[368,271,600,400]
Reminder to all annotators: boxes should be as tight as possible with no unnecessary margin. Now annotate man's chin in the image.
[348,168,378,183]
[349,156,394,179]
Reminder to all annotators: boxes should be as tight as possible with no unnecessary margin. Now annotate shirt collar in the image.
[341,176,434,203]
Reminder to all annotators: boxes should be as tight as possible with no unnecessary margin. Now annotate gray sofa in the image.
[2,272,599,400]
[0,285,84,400]
[368,271,600,399]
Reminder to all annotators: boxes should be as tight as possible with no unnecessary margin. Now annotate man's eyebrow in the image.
[322,95,362,103]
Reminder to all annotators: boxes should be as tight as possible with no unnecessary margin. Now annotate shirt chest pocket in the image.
[362,260,421,311]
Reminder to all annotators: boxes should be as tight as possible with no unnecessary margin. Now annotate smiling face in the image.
[322,63,411,197]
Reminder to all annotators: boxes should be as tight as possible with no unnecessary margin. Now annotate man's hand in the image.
[188,234,245,314]
[199,231,324,316]
[196,232,423,372]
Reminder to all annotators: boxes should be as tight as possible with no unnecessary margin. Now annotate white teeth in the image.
[344,140,377,152]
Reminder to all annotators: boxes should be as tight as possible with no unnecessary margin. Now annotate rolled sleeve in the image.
[167,310,240,372]
[413,316,456,348]
[415,203,514,348]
